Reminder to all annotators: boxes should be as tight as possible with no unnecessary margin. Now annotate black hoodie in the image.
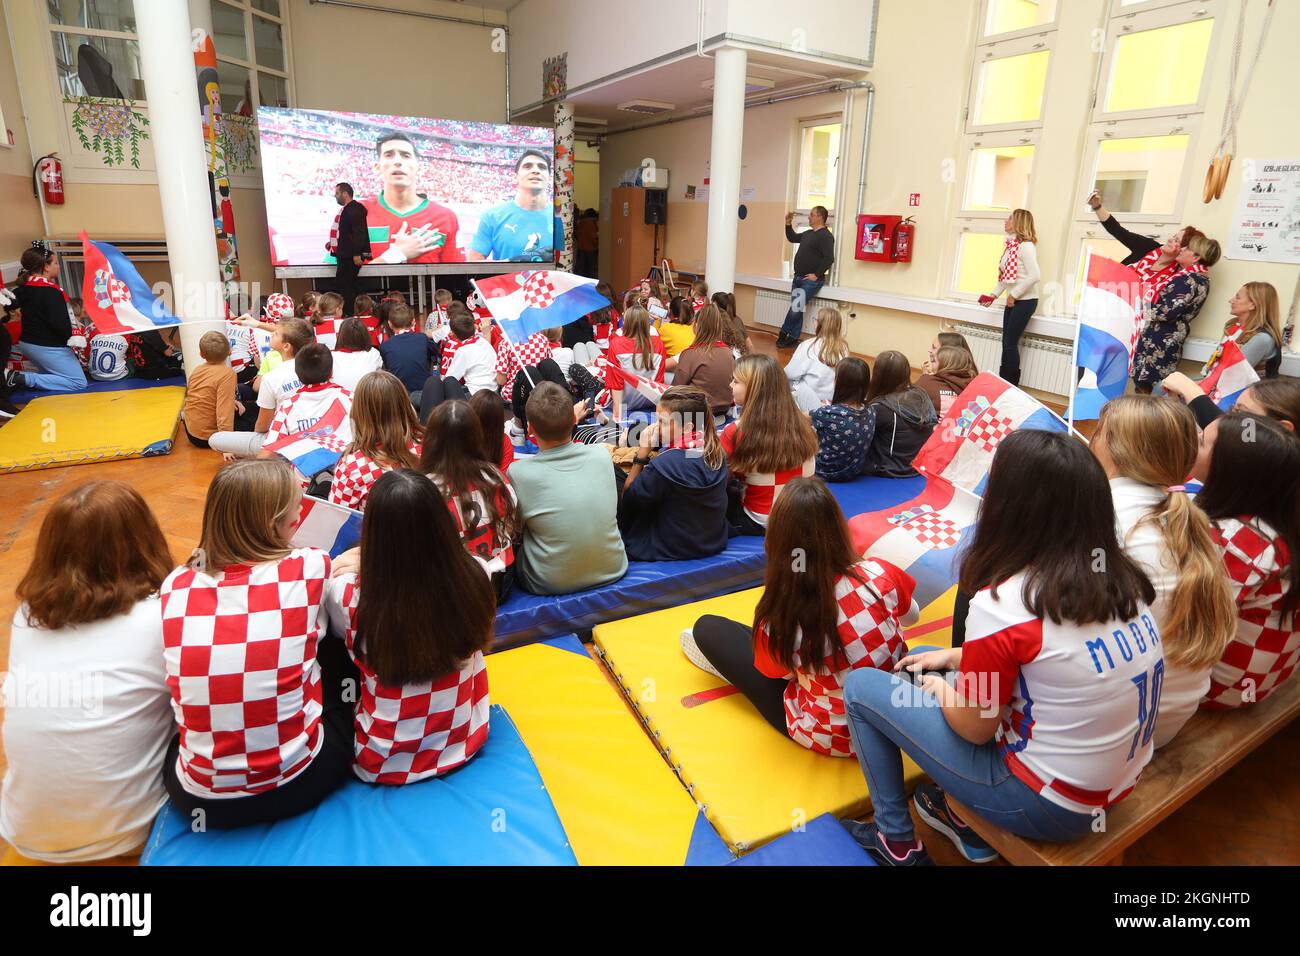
[618,447,730,561]
[864,386,937,478]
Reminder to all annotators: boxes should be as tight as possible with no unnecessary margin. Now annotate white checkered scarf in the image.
[1133,249,1206,305]
[998,237,1020,283]
[327,210,341,254]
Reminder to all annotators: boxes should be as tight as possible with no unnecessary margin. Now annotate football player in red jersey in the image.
[363,130,463,264]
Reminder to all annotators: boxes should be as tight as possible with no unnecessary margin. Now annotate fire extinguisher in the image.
[33,153,65,205]
[892,217,916,262]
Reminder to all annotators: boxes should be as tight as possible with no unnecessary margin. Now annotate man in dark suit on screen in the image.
[330,182,371,314]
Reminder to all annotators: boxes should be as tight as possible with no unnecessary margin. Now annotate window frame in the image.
[1092,0,1221,124]
[212,0,294,111]
[792,114,843,217]
[1064,219,1181,313]
[978,0,1060,44]
[965,30,1056,134]
[948,220,1016,304]
[957,130,1041,220]
[47,13,143,103]
[1081,116,1202,225]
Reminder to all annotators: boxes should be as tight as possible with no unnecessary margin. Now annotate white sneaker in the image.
[679,628,725,680]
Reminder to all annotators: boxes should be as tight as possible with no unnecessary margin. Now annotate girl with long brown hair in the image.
[672,303,737,418]
[842,429,1160,866]
[324,469,496,783]
[1093,395,1236,746]
[721,353,819,534]
[160,458,358,828]
[863,350,936,478]
[605,304,666,416]
[420,399,519,599]
[681,477,917,749]
[711,290,752,356]
[329,370,424,511]
[618,385,730,561]
[3,481,174,861]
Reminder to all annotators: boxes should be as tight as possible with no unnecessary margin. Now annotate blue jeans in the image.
[18,343,86,393]
[841,659,1094,843]
[778,276,823,341]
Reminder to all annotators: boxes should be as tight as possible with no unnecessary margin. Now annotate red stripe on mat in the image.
[681,685,740,708]
[904,615,954,639]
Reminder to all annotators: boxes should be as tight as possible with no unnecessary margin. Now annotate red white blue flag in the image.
[912,372,1068,496]
[291,495,362,558]
[1200,339,1260,411]
[79,231,181,335]
[472,270,609,342]
[1071,254,1144,421]
[848,476,981,611]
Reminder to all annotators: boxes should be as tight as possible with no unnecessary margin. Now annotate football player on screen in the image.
[363,130,463,263]
[467,149,563,262]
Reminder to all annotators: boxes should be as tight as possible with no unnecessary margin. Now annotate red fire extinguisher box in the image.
[855,214,914,262]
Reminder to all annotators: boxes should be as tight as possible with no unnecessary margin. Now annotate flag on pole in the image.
[291,495,363,558]
[472,270,609,342]
[1199,339,1260,410]
[847,477,981,611]
[912,372,1069,496]
[596,356,668,405]
[1070,254,1144,421]
[79,232,181,335]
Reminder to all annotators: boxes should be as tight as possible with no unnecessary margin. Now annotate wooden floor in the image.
[1,327,1295,865]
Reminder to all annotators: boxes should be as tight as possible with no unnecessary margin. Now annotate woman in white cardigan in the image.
[785,306,849,412]
[978,208,1040,386]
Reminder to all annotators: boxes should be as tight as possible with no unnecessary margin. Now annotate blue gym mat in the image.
[491,473,926,650]
[727,814,877,867]
[140,705,577,866]
[10,375,179,406]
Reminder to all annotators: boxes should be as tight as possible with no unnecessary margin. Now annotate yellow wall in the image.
[599,0,1300,379]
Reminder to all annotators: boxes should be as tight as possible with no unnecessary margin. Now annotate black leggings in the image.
[417,372,470,425]
[511,358,570,432]
[999,297,1037,385]
[692,614,789,736]
[951,589,971,649]
[163,636,360,829]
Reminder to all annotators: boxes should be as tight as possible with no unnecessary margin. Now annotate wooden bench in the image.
[948,676,1300,865]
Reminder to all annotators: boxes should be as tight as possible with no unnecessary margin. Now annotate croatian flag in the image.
[848,476,981,610]
[79,232,181,335]
[912,372,1068,496]
[265,399,350,477]
[1200,339,1259,411]
[597,357,667,405]
[472,271,609,342]
[1071,254,1144,421]
[292,495,363,558]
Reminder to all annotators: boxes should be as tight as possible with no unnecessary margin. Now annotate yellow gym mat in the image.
[0,386,184,473]
[593,588,955,853]
[486,635,731,865]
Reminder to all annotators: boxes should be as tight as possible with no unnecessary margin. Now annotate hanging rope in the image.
[1204,0,1277,202]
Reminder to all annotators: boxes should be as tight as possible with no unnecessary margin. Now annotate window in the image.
[967,34,1053,132]
[795,119,841,212]
[963,139,1036,212]
[1096,3,1217,120]
[983,0,1058,40]
[1089,127,1193,218]
[953,229,1009,297]
[48,1,143,100]
[211,0,292,112]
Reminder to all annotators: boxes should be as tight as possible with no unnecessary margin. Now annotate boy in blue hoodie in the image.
[618,386,731,561]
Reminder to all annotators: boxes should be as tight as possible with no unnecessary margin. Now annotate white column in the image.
[704,46,747,294]
[136,0,224,376]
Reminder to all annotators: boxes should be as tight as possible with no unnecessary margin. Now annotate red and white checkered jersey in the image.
[325,574,489,784]
[960,573,1162,815]
[1205,516,1297,709]
[264,382,354,446]
[755,559,914,756]
[160,548,333,797]
[433,473,517,576]
[493,331,554,397]
[312,316,341,350]
[719,422,815,527]
[328,444,421,512]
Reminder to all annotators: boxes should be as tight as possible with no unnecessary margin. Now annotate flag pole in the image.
[1067,249,1090,433]
[470,277,536,390]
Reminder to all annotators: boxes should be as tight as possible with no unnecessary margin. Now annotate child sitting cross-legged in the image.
[258,342,353,455]
[681,476,918,752]
[325,469,496,784]
[329,370,424,512]
[208,317,314,459]
[183,331,255,449]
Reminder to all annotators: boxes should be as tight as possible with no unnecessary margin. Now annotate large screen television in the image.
[257,107,558,267]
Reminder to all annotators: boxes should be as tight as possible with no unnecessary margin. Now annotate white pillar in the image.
[136,0,224,376]
[704,46,747,294]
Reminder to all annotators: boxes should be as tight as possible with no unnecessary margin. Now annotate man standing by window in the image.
[776,206,834,349]
[330,182,370,315]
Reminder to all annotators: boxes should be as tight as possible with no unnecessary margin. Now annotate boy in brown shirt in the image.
[183,332,242,448]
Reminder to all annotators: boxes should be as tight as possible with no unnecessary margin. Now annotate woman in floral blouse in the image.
[1131,233,1220,392]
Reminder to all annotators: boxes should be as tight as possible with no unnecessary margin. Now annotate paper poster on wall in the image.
[1226,159,1300,264]
[695,185,710,203]
[741,186,757,201]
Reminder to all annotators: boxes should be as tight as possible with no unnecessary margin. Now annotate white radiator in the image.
[752,288,841,336]
[949,321,1075,397]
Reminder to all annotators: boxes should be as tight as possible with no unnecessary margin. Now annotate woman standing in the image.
[1086,191,1219,392]
[9,244,86,394]
[978,209,1039,385]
